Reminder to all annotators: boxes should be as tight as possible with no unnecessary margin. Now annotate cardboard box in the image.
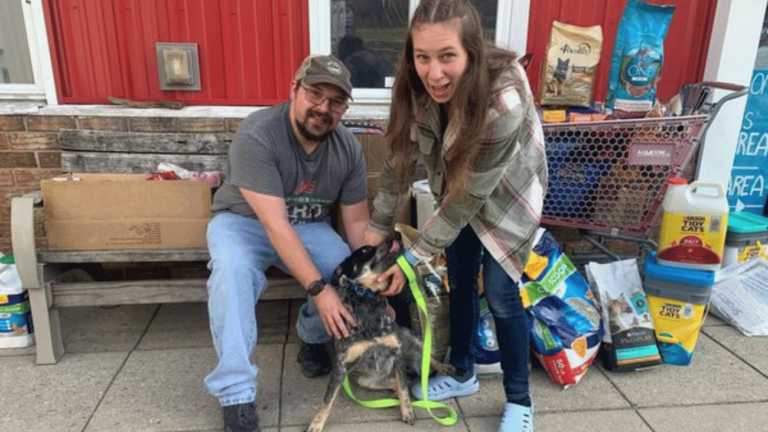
[541,109,567,123]
[42,173,211,251]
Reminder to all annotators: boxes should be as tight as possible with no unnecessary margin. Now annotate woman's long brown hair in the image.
[387,0,517,196]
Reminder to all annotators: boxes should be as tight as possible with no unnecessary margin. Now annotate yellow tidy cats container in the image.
[643,252,714,366]
[657,179,729,271]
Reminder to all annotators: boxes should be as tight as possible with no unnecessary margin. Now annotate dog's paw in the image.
[306,418,325,432]
[401,409,416,425]
[433,362,456,375]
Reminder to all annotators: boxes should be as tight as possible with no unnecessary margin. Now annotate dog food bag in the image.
[395,224,451,363]
[606,0,675,118]
[473,279,502,376]
[539,21,603,107]
[520,229,603,386]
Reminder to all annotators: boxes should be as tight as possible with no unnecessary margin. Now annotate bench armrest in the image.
[11,193,43,289]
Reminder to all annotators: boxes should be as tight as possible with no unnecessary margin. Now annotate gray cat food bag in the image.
[606,0,675,118]
[539,21,603,107]
[586,259,662,372]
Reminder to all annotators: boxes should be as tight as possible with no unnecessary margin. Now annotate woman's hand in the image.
[363,229,388,247]
[377,262,408,296]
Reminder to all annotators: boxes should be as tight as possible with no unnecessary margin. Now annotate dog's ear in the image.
[519,52,533,70]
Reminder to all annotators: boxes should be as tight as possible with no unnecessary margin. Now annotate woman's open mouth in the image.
[430,83,450,99]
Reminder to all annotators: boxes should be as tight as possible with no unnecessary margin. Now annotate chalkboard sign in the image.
[728,7,768,215]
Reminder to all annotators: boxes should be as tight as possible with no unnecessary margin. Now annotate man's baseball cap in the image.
[294,54,353,98]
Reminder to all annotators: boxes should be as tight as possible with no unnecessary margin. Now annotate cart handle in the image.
[697,81,749,145]
[699,81,748,93]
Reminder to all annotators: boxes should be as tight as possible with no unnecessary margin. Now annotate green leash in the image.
[342,255,458,426]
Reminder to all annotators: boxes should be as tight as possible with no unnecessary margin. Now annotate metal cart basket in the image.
[540,82,747,260]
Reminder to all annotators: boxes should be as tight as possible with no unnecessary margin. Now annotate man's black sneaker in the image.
[223,403,260,432]
[297,339,332,378]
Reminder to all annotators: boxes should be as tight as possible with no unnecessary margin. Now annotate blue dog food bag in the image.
[606,0,675,118]
[520,229,603,386]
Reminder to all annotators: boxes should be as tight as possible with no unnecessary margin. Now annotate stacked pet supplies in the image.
[0,254,35,349]
[657,179,729,271]
[521,229,603,386]
[586,259,661,372]
[722,212,768,267]
[643,252,714,366]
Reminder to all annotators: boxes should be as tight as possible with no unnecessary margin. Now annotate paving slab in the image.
[85,344,283,431]
[280,343,460,428]
[600,334,768,407]
[639,402,768,432]
[467,409,653,432]
[60,304,158,352]
[138,300,292,350]
[703,324,768,376]
[136,302,212,350]
[458,364,630,418]
[0,352,128,432]
[703,313,729,327]
[282,418,469,431]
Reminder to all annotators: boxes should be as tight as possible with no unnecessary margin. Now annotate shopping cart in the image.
[541,82,748,260]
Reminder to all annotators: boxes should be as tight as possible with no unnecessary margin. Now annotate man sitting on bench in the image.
[204,54,369,432]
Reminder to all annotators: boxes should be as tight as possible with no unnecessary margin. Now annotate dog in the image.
[546,57,569,95]
[306,239,455,432]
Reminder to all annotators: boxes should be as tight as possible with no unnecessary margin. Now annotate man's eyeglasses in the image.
[300,84,348,114]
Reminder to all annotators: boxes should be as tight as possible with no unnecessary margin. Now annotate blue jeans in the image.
[445,225,530,401]
[204,212,351,406]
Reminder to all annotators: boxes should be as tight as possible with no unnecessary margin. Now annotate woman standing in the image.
[364,1,547,431]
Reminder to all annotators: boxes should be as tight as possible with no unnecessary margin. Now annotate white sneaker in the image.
[410,374,480,401]
[498,401,533,432]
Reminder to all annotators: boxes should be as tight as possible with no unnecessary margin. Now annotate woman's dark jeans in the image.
[444,225,530,401]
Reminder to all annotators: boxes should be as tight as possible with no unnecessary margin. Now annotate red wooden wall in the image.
[43,0,716,106]
[43,0,309,105]
[526,0,718,104]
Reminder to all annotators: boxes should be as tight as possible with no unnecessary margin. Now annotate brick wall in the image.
[0,113,245,255]
[0,112,650,264]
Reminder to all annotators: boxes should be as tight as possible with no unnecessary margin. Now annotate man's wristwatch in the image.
[306,279,326,297]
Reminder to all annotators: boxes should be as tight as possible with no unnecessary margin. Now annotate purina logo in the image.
[326,60,344,75]
[559,43,591,55]
[628,143,674,165]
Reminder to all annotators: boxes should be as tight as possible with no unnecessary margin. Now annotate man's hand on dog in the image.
[314,286,357,339]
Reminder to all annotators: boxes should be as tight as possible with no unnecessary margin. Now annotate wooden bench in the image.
[11,124,383,365]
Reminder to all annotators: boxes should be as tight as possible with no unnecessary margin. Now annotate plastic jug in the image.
[657,179,729,271]
[0,254,35,348]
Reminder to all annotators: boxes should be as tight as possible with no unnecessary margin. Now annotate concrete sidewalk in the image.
[2,300,768,432]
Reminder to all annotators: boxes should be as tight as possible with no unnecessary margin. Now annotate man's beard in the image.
[295,108,334,142]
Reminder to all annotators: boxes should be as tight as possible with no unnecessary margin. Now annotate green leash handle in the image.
[341,255,458,426]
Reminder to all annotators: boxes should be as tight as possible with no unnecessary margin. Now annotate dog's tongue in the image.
[390,241,401,254]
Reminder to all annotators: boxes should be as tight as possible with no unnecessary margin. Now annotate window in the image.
[310,0,527,104]
[0,0,57,103]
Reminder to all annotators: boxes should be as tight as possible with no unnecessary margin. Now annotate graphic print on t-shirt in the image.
[285,180,331,224]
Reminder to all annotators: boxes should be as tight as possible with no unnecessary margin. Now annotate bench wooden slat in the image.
[62,151,227,174]
[39,248,211,263]
[51,277,306,307]
[59,129,231,154]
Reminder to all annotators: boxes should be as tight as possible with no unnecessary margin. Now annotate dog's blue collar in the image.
[347,282,377,298]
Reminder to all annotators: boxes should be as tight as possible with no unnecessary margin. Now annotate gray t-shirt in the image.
[212,103,367,224]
